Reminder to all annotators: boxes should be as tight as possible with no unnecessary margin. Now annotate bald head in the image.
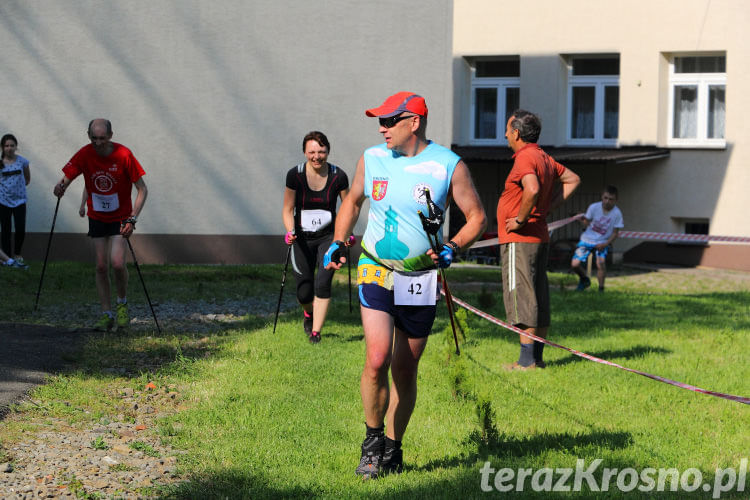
[88,118,114,156]
[88,119,112,136]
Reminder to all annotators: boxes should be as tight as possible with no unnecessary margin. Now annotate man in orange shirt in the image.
[497,110,580,370]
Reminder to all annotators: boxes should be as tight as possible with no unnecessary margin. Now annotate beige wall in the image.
[0,0,454,249]
[453,0,750,247]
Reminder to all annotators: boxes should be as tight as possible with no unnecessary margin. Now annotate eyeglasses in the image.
[379,114,416,128]
[90,136,108,141]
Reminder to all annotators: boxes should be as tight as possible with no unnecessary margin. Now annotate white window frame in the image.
[567,74,619,146]
[667,57,726,148]
[469,75,520,145]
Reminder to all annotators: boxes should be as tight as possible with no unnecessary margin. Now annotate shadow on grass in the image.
[455,290,750,345]
[159,432,724,499]
[423,429,633,472]
[545,345,672,368]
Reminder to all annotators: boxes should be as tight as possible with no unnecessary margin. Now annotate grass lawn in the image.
[0,261,748,499]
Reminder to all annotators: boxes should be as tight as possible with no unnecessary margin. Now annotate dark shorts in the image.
[291,232,335,301]
[88,218,121,238]
[501,242,550,328]
[358,282,437,339]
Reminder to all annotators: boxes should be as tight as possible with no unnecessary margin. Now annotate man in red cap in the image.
[325,92,486,478]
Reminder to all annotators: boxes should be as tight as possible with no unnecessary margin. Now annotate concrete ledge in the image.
[20,233,361,265]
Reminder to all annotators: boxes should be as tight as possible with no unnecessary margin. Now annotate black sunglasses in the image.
[379,114,416,128]
[90,136,108,141]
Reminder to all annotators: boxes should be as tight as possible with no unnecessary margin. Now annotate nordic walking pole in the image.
[347,245,352,313]
[34,197,61,311]
[346,235,356,313]
[273,243,293,334]
[125,238,162,334]
[417,187,460,355]
[428,233,461,355]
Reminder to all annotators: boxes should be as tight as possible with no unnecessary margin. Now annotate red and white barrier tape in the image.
[445,292,750,405]
[469,214,750,249]
[619,231,750,243]
[470,214,585,249]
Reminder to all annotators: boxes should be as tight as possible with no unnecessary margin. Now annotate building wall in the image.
[0,0,454,263]
[452,0,750,260]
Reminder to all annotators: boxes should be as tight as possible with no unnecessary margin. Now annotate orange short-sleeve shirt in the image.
[497,144,566,244]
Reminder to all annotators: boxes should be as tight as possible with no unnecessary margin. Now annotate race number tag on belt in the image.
[393,270,437,306]
[300,209,332,232]
[91,192,119,212]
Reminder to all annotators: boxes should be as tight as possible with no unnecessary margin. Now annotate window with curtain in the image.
[567,55,619,145]
[668,55,726,147]
[469,57,520,144]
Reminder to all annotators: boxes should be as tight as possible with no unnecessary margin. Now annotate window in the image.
[668,55,726,147]
[469,58,520,144]
[685,221,709,235]
[567,56,619,145]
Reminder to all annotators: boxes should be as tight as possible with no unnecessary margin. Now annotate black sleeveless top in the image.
[285,162,349,237]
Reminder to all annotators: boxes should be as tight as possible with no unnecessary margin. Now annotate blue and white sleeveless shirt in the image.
[361,141,459,272]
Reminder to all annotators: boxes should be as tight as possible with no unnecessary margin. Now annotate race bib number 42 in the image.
[393,270,437,306]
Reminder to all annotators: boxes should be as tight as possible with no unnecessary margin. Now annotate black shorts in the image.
[358,271,437,339]
[88,218,121,238]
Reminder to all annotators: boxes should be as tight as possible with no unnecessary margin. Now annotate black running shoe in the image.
[303,312,313,336]
[381,447,403,475]
[576,276,591,291]
[309,331,321,344]
[355,435,384,479]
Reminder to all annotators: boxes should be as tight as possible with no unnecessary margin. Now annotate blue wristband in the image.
[323,240,344,267]
[438,244,454,269]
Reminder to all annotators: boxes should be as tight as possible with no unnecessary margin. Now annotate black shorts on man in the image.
[87,218,122,238]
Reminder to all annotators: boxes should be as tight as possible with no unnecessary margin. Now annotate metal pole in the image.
[126,238,162,334]
[347,245,352,313]
[273,244,292,334]
[427,232,460,355]
[34,198,60,311]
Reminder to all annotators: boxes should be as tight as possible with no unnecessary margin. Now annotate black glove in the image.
[418,187,444,236]
[323,240,345,267]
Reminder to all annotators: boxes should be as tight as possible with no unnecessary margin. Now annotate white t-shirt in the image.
[579,201,624,246]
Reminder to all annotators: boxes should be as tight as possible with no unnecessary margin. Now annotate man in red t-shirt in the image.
[53,119,148,332]
[497,110,579,370]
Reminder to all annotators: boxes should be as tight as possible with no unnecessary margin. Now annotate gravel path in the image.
[0,296,297,499]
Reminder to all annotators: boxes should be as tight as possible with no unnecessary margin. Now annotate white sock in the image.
[117,297,127,305]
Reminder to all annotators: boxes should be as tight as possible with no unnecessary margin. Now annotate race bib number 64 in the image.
[393,270,437,306]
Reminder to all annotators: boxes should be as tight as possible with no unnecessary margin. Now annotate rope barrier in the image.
[445,292,750,406]
[469,214,750,249]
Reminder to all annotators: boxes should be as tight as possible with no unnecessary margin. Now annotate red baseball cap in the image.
[365,92,428,118]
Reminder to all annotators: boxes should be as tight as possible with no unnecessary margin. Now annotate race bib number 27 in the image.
[91,192,119,212]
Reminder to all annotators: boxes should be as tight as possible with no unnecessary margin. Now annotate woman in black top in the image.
[282,131,349,343]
